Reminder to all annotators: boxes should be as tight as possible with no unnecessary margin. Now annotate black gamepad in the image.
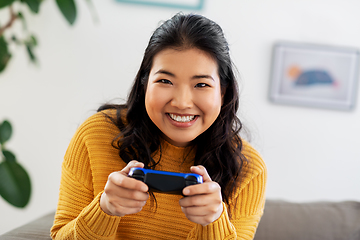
[128,167,203,194]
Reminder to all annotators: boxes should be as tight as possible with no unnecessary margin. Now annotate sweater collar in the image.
[156,138,196,165]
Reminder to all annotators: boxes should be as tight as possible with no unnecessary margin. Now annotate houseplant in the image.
[0,0,95,208]
[0,0,96,73]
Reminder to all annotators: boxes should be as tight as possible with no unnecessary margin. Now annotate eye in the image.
[195,83,210,88]
[157,79,172,85]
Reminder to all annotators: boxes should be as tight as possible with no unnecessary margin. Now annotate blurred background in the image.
[1,0,359,234]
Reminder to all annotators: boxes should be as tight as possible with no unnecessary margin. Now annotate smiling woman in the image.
[51,13,266,240]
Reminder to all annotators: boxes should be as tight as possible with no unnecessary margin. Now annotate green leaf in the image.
[11,35,21,45]
[2,150,16,162]
[0,36,12,73]
[0,161,31,208]
[17,12,27,30]
[0,120,12,144]
[30,35,37,46]
[23,0,41,13]
[84,0,99,24]
[0,0,15,9]
[26,35,38,47]
[56,0,77,25]
[26,45,37,63]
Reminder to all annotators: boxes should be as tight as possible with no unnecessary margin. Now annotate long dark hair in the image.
[98,13,248,206]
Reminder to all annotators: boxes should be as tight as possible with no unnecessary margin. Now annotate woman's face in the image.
[145,48,223,147]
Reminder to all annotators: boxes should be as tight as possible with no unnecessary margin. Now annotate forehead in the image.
[150,48,219,76]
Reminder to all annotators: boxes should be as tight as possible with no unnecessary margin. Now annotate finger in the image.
[190,165,212,182]
[108,171,148,192]
[179,190,222,207]
[120,160,145,176]
[103,191,148,208]
[180,203,224,226]
[179,194,211,207]
[183,181,220,196]
[104,194,147,217]
[181,205,219,217]
[112,186,150,202]
[113,205,145,217]
[113,194,149,208]
[181,206,206,218]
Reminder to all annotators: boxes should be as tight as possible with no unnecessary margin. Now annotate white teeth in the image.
[169,114,195,122]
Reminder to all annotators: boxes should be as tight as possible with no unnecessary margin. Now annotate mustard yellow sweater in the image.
[51,111,267,240]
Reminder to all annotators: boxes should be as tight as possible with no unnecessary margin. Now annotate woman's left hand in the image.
[179,165,223,226]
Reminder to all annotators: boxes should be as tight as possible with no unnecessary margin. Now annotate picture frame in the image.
[115,0,205,10]
[269,42,360,110]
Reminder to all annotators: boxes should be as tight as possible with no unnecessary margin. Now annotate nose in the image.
[170,86,193,109]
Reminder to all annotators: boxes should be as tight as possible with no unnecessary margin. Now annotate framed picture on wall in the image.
[269,42,360,110]
[115,0,204,10]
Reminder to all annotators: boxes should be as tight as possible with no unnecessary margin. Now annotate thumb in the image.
[120,160,144,176]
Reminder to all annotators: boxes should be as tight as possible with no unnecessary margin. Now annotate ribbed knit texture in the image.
[51,110,267,240]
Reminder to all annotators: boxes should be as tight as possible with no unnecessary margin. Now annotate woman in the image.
[51,13,266,240]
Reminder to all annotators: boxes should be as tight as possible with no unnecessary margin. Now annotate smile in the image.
[168,113,196,123]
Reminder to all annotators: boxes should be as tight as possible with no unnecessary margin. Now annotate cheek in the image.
[145,88,156,114]
[145,87,167,113]
[197,91,222,115]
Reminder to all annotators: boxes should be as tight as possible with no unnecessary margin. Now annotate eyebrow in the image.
[154,70,214,81]
[154,70,175,77]
[192,74,215,81]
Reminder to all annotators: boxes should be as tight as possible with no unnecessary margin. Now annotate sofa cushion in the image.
[254,200,360,240]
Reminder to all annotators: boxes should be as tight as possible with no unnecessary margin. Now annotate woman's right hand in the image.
[100,160,149,217]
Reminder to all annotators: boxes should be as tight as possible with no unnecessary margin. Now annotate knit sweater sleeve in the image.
[50,113,121,240]
[186,141,267,240]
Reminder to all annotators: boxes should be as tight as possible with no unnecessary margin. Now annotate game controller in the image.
[128,167,203,194]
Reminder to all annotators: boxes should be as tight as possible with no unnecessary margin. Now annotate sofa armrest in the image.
[254,200,360,240]
[0,212,54,240]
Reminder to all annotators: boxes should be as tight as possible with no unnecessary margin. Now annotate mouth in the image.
[168,113,196,123]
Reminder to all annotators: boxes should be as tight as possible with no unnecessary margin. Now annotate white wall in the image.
[1,0,359,234]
